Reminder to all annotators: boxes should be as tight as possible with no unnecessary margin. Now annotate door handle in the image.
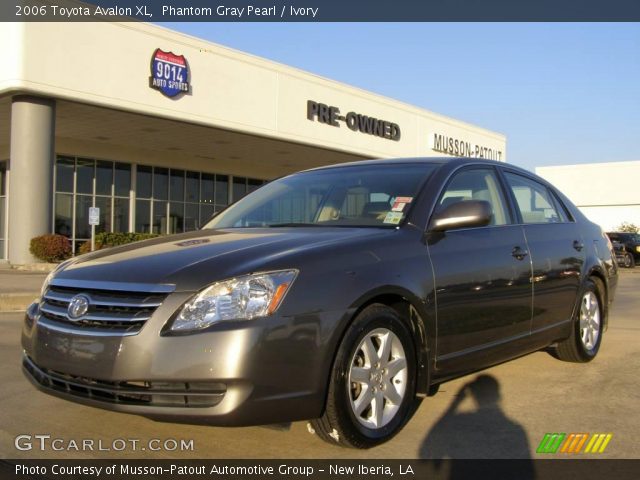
[573,240,584,252]
[512,246,529,261]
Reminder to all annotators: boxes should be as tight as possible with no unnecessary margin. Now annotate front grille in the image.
[23,355,226,408]
[39,284,168,336]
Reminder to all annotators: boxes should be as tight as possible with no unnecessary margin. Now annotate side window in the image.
[437,168,510,226]
[503,172,563,224]
[548,191,571,222]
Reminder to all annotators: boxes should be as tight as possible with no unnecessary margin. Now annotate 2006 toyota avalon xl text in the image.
[22,158,617,448]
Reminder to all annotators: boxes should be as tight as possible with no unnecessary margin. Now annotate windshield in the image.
[205,164,436,229]
[625,233,640,242]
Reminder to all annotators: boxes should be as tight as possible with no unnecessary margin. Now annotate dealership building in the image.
[537,161,640,232]
[0,22,506,265]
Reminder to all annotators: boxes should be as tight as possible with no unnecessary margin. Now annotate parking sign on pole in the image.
[89,207,100,252]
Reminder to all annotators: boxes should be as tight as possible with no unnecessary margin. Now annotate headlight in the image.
[636,246,640,253]
[170,270,298,332]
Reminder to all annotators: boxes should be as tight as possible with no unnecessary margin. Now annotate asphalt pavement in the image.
[0,270,638,459]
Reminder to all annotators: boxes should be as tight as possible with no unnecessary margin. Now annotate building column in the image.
[8,96,55,265]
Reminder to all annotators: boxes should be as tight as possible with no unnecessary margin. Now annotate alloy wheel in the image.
[348,328,408,429]
[579,291,600,351]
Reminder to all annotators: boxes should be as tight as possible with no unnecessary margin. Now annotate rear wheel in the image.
[310,304,417,448]
[554,279,603,362]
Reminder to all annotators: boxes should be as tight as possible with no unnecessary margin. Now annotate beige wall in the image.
[578,206,640,232]
[2,21,505,161]
[537,161,640,230]
[0,23,22,94]
[537,161,639,206]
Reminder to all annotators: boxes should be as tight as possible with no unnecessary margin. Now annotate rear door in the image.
[501,171,584,334]
[427,166,533,373]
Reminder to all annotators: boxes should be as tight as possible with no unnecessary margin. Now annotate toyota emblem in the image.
[67,294,90,320]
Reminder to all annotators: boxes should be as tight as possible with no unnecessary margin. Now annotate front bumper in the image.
[21,294,347,426]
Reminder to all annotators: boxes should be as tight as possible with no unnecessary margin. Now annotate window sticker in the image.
[391,196,413,212]
[383,211,404,224]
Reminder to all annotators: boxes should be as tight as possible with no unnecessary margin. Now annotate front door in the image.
[427,167,533,374]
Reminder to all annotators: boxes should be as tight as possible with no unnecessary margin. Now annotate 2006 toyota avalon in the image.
[22,158,617,448]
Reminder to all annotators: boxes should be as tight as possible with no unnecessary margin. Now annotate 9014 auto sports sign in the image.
[149,48,190,98]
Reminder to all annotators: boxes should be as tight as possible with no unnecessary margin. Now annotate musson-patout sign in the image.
[149,49,190,98]
[429,132,503,161]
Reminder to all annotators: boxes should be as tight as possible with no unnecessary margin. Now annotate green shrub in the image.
[78,232,160,254]
[29,234,72,263]
[78,240,91,255]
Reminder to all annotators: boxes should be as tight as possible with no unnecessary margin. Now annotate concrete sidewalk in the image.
[0,270,47,312]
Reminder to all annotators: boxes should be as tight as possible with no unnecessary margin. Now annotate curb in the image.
[11,263,57,272]
[0,293,38,313]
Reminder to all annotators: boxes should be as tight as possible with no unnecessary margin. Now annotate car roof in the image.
[303,156,534,177]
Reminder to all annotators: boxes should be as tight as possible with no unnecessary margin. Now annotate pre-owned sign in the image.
[306,100,401,141]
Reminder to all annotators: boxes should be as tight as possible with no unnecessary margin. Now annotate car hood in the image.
[56,228,393,291]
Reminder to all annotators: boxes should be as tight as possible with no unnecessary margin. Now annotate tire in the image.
[554,279,604,363]
[310,304,417,448]
[624,253,635,268]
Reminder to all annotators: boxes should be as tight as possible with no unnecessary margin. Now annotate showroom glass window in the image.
[54,156,131,252]
[134,167,264,234]
[135,166,228,234]
[232,176,265,203]
[54,157,266,246]
[0,161,6,258]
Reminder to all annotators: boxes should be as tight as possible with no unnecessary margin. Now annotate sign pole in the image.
[88,206,100,252]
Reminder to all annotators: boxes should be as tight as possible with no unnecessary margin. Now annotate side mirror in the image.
[429,200,492,232]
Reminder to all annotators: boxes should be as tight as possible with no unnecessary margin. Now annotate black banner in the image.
[2,460,640,480]
[3,0,640,22]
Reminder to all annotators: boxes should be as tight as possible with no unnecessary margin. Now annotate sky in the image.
[162,23,640,172]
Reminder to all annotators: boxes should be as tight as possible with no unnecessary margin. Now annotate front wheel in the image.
[554,279,603,362]
[310,304,417,448]
[623,253,635,268]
